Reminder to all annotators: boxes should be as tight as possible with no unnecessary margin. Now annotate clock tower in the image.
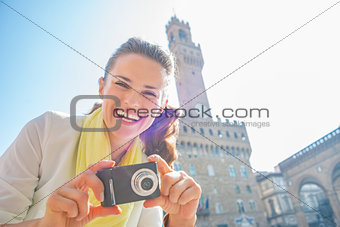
[166,16,211,119]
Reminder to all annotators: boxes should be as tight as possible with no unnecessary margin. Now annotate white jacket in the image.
[0,111,163,226]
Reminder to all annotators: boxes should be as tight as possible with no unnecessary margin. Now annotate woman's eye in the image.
[144,92,157,97]
[115,82,129,88]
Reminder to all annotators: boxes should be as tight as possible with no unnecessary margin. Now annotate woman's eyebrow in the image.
[114,75,160,90]
[114,75,131,83]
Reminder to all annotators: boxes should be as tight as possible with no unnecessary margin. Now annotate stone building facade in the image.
[278,127,340,227]
[256,172,298,227]
[165,16,268,227]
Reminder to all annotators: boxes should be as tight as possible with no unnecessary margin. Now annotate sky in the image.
[0,0,339,172]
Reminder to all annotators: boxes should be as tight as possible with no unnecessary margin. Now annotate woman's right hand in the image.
[38,160,122,227]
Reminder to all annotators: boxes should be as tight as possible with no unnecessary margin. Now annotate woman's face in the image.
[99,53,166,140]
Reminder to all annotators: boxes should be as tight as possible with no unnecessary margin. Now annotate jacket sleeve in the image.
[0,111,52,224]
[137,205,163,227]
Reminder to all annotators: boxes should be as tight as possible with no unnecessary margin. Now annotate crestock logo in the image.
[70,95,271,131]
[70,95,122,132]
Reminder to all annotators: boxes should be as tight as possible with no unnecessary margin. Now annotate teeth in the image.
[116,109,140,121]
[121,118,134,123]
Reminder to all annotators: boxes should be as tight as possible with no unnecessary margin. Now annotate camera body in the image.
[96,162,160,207]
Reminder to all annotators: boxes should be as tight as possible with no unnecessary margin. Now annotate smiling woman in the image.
[0,37,201,227]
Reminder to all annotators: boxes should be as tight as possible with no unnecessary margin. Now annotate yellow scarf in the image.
[76,107,143,226]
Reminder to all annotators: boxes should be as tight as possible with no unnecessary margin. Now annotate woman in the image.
[0,38,201,226]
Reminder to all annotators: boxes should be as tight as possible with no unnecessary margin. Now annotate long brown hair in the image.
[87,37,179,167]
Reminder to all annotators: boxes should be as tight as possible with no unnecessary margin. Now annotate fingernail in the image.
[76,217,83,221]
[150,154,157,159]
[100,192,104,202]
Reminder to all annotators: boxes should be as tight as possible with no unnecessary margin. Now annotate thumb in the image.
[144,195,166,208]
[88,205,122,221]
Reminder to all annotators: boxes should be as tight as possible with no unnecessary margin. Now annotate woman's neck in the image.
[108,132,134,164]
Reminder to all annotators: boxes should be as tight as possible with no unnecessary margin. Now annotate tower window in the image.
[192,71,195,75]
[178,29,187,41]
[170,32,175,42]
[209,129,213,136]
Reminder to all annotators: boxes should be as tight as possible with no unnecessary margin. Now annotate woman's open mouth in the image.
[114,109,141,124]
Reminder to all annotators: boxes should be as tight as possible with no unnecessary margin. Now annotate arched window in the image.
[209,129,213,136]
[200,128,204,135]
[189,164,196,176]
[214,146,219,157]
[173,162,182,171]
[226,131,230,137]
[218,130,222,138]
[205,144,209,156]
[210,145,214,156]
[207,165,215,176]
[187,142,192,158]
[234,185,241,194]
[241,133,246,141]
[199,144,203,156]
[240,166,248,178]
[236,147,240,157]
[191,127,195,134]
[246,185,252,194]
[193,143,198,158]
[234,132,238,139]
[225,146,229,158]
[183,125,187,133]
[229,165,237,177]
[179,141,185,153]
[237,200,245,214]
[231,146,235,156]
[178,29,188,41]
[170,32,175,42]
[249,200,256,211]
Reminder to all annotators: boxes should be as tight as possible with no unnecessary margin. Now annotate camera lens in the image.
[131,168,158,197]
[141,178,154,191]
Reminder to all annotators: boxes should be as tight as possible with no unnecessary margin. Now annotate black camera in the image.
[96,162,160,207]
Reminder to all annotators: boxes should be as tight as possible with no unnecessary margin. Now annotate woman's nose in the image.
[123,90,142,108]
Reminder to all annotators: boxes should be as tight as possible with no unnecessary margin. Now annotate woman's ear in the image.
[98,77,104,97]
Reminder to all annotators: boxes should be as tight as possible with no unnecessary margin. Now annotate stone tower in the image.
[165,16,269,227]
[166,16,211,116]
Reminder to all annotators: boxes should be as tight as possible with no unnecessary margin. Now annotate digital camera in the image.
[96,162,160,207]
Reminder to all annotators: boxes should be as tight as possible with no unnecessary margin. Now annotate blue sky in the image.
[1,0,339,171]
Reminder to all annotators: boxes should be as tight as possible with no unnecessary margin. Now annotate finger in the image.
[46,193,79,218]
[87,160,115,173]
[144,196,180,214]
[144,195,166,208]
[168,178,193,204]
[147,154,172,176]
[89,205,122,221]
[70,169,105,202]
[178,186,201,205]
[161,171,183,196]
[57,187,89,221]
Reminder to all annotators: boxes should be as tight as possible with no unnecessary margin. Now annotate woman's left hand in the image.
[144,154,201,226]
